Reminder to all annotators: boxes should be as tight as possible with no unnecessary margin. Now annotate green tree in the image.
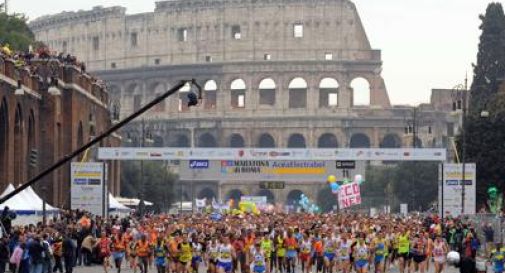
[469,2,505,116]
[0,11,35,52]
[120,161,177,213]
[463,3,505,208]
[391,162,439,211]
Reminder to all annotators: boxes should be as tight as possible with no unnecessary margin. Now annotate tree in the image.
[0,12,35,51]
[463,3,505,208]
[120,161,177,213]
[470,2,505,116]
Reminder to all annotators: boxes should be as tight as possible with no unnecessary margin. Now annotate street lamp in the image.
[138,119,153,217]
[451,83,468,215]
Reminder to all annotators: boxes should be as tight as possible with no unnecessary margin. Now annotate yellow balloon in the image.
[327,175,337,184]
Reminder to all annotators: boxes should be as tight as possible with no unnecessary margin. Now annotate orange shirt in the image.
[313,240,323,254]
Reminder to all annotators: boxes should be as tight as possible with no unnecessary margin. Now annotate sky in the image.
[9,0,494,105]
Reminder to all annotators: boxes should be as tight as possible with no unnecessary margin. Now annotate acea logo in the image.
[189,160,209,169]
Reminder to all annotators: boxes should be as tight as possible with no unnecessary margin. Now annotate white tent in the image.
[115,197,153,207]
[23,186,59,212]
[108,193,131,212]
[0,184,59,214]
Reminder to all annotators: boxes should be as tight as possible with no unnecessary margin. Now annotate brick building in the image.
[0,56,120,208]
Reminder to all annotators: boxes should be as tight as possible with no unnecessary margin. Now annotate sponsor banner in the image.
[439,163,476,217]
[180,160,365,182]
[338,182,361,209]
[241,196,268,209]
[70,162,107,217]
[98,148,446,161]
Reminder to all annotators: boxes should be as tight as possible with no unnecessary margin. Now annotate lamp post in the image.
[404,106,432,211]
[451,82,468,215]
[138,118,153,217]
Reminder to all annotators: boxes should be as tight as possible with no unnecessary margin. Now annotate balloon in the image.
[331,183,340,194]
[327,175,337,184]
[354,174,363,183]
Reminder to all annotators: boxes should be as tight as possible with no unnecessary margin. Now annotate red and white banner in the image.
[338,182,362,209]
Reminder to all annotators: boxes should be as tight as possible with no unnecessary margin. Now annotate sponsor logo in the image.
[238,150,245,157]
[250,150,269,157]
[189,160,209,169]
[269,151,290,157]
[150,152,162,157]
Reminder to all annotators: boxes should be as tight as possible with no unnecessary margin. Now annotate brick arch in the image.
[0,97,9,186]
[198,187,217,200]
[13,103,24,184]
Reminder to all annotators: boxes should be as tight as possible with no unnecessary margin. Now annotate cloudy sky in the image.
[10,0,492,105]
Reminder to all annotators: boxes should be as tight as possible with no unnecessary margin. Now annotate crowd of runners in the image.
[2,209,504,273]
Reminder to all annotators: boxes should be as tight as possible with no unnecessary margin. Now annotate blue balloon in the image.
[330,183,340,193]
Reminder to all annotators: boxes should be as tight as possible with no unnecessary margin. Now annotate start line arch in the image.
[98,148,446,161]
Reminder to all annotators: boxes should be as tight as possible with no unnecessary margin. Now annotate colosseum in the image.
[29,0,458,206]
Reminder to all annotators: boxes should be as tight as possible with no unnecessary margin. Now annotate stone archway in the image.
[287,134,306,148]
[285,189,304,207]
[318,133,339,148]
[198,187,216,200]
[380,133,401,148]
[198,133,217,148]
[225,189,243,207]
[350,133,370,148]
[229,134,245,148]
[173,134,190,147]
[257,133,275,148]
[257,189,275,204]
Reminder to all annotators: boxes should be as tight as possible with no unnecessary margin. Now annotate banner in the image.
[70,162,107,217]
[439,163,476,217]
[98,148,446,161]
[180,160,365,182]
[195,198,206,208]
[338,182,361,209]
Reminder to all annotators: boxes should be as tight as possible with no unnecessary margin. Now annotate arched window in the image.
[380,134,401,148]
[231,79,246,108]
[288,77,307,109]
[287,134,306,148]
[256,189,275,204]
[259,78,276,106]
[351,77,371,106]
[198,133,217,148]
[257,133,276,148]
[229,134,245,148]
[319,78,339,107]
[178,82,192,112]
[350,133,370,148]
[173,134,190,147]
[317,133,339,148]
[204,80,218,109]
[150,83,166,112]
[126,83,142,113]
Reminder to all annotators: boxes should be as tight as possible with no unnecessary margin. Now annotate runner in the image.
[97,232,112,273]
[249,242,267,273]
[136,234,152,273]
[432,235,448,273]
[285,230,298,273]
[323,231,337,273]
[178,233,193,273]
[154,237,168,273]
[338,232,351,273]
[354,233,369,273]
[112,232,127,273]
[371,230,387,273]
[217,235,235,273]
[299,234,312,273]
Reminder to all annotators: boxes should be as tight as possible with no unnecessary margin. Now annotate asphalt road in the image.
[73,262,465,273]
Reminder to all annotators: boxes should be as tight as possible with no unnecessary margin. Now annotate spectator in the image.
[62,233,76,273]
[28,236,44,273]
[0,237,10,273]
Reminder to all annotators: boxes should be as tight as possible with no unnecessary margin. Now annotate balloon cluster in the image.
[327,174,365,194]
[298,194,320,213]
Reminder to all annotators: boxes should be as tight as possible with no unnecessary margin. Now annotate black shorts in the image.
[413,255,426,264]
[398,252,411,260]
